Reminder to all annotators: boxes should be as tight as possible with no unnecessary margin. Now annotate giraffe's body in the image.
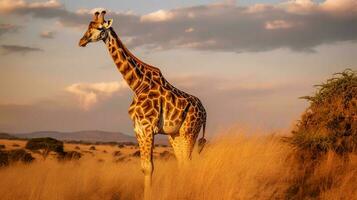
[79,11,207,198]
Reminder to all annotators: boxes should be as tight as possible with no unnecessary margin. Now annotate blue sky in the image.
[0,0,356,135]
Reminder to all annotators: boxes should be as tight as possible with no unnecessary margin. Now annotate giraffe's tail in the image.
[197,119,207,154]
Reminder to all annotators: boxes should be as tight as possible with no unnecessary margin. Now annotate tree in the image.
[25,137,64,159]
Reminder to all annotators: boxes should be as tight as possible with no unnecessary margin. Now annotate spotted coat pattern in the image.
[79,11,207,198]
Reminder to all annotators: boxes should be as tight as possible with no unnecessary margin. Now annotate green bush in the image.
[285,69,357,199]
[287,69,357,158]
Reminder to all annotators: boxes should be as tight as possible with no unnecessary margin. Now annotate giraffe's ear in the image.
[104,19,113,29]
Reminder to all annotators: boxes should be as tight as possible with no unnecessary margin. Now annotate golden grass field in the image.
[1,128,357,200]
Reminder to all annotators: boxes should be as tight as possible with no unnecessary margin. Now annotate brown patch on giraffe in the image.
[148,91,160,99]
[115,60,122,65]
[112,53,118,61]
[171,109,180,120]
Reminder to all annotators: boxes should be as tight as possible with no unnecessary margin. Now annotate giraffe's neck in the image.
[104,28,144,94]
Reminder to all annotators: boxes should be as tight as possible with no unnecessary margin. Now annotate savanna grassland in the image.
[0,69,356,200]
[0,130,357,200]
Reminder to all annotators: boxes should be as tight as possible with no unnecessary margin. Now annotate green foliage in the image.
[25,137,64,158]
[285,69,357,200]
[288,69,357,157]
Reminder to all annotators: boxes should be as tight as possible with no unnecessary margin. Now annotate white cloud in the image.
[76,7,106,15]
[140,9,174,22]
[245,4,271,13]
[0,0,25,12]
[3,0,357,53]
[321,0,357,13]
[40,30,55,39]
[265,20,294,30]
[65,81,127,110]
[283,0,357,14]
[28,0,60,9]
[185,27,194,33]
[282,0,316,13]
[0,0,61,13]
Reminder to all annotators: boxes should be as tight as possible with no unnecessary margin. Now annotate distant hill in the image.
[0,133,18,139]
[9,130,169,144]
[12,130,136,143]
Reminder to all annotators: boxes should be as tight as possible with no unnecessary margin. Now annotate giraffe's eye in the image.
[97,25,104,30]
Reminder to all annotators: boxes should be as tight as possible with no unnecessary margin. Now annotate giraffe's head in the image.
[79,11,113,47]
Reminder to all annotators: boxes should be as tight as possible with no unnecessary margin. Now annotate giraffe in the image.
[78,11,207,198]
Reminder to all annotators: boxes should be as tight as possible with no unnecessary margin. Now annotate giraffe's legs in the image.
[168,120,201,167]
[168,134,194,167]
[135,122,154,200]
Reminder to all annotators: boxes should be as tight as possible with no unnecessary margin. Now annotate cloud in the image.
[0,23,20,37]
[0,0,61,13]
[1,0,357,52]
[140,10,174,22]
[65,81,128,110]
[0,44,43,55]
[322,0,357,13]
[265,20,294,30]
[39,30,55,39]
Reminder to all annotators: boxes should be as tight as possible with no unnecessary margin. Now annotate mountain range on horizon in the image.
[0,130,169,144]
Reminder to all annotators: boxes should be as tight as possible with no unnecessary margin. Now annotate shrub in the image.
[12,144,20,147]
[0,144,5,149]
[89,146,96,151]
[0,151,9,167]
[285,69,357,199]
[25,137,64,159]
[8,149,35,163]
[57,151,82,161]
[112,151,122,157]
[114,156,126,163]
[131,150,140,157]
[0,149,35,167]
[287,69,357,158]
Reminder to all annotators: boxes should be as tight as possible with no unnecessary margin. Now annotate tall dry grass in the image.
[0,129,357,200]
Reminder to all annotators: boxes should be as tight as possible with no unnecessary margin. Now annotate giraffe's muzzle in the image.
[79,37,89,47]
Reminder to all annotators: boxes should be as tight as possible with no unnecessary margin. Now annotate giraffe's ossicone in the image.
[79,10,207,198]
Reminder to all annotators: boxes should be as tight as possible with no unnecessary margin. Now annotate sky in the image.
[0,0,356,136]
